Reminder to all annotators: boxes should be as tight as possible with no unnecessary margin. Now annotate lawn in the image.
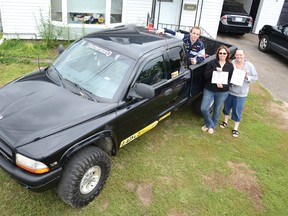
[0,39,288,216]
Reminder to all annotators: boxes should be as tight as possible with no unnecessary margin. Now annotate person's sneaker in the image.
[201,125,208,131]
[208,128,214,134]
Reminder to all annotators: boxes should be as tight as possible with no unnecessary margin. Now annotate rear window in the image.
[223,3,247,13]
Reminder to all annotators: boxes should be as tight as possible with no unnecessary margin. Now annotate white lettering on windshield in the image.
[85,43,112,56]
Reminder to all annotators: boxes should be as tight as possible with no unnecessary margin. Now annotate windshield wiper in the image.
[50,65,65,87]
[73,83,95,101]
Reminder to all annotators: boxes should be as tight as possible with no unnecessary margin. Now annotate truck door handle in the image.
[164,88,172,96]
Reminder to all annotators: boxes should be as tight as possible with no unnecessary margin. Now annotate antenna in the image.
[38,53,41,72]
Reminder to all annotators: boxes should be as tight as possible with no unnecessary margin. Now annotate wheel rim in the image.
[260,38,267,49]
[80,166,102,194]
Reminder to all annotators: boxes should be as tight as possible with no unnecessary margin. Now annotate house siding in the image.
[197,0,224,38]
[180,0,223,38]
[1,0,286,40]
[252,0,285,33]
[125,0,152,26]
[1,0,49,39]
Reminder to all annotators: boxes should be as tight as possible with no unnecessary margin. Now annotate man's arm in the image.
[195,40,205,64]
[156,28,184,40]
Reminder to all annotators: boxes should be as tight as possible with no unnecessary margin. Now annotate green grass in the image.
[0,40,288,216]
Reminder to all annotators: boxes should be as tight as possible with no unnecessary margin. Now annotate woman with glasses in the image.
[200,45,234,134]
[219,49,258,137]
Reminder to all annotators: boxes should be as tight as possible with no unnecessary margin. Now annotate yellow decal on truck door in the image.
[119,112,172,148]
[120,120,158,148]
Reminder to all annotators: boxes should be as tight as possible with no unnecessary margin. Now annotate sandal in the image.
[202,125,208,132]
[208,128,214,134]
[219,122,227,129]
[232,130,239,137]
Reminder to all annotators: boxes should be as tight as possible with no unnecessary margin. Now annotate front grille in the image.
[0,138,14,163]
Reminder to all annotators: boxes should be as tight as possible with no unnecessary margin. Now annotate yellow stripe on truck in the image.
[119,112,172,148]
[120,120,158,148]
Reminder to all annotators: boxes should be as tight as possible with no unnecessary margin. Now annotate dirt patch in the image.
[228,161,264,210]
[203,173,228,192]
[250,83,288,130]
[136,183,153,207]
[125,181,136,191]
[250,82,267,98]
[167,209,189,216]
[202,161,264,211]
[266,101,288,130]
[97,199,109,212]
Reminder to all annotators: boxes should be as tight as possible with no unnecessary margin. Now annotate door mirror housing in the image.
[128,83,155,99]
[58,44,65,54]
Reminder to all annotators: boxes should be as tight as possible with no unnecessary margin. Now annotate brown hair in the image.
[190,26,201,35]
[216,45,230,61]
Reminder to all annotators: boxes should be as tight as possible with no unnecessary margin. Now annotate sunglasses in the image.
[218,52,227,55]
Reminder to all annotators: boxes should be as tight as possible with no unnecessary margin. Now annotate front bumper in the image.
[0,155,62,192]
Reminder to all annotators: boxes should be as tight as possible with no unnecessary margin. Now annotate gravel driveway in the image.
[217,33,288,103]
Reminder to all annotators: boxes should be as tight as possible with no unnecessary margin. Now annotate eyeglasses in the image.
[218,52,227,55]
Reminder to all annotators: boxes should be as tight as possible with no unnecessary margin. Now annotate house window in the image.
[68,0,106,24]
[111,0,123,23]
[51,0,62,21]
[51,0,124,25]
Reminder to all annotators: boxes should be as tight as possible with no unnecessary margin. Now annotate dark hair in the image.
[216,45,230,61]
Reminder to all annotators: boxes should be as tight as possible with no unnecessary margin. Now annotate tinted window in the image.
[223,4,247,13]
[136,56,166,86]
[167,46,187,75]
[283,26,288,36]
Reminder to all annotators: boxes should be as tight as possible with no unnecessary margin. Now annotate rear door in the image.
[270,25,288,58]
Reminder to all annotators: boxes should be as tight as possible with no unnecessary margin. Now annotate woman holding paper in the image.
[200,46,234,134]
[219,49,258,137]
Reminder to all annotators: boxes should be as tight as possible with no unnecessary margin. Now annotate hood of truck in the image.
[0,72,117,148]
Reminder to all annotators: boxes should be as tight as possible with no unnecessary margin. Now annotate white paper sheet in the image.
[211,71,229,84]
[230,69,246,86]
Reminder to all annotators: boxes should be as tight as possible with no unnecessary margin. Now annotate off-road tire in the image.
[56,146,110,208]
[258,35,270,52]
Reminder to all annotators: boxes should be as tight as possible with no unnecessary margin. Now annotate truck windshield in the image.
[52,39,134,101]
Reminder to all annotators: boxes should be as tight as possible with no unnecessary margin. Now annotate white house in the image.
[0,0,287,40]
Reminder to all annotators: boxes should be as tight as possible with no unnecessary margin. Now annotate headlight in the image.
[16,153,50,174]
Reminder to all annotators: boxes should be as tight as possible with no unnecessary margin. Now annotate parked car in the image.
[0,25,237,208]
[258,23,288,59]
[218,0,253,35]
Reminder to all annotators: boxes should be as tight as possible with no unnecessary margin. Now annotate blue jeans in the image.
[201,88,229,129]
[223,94,246,122]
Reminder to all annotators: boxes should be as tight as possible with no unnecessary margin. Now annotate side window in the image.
[283,26,288,36]
[167,46,187,75]
[136,56,166,85]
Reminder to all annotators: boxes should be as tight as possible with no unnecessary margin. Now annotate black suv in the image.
[218,1,253,35]
[258,23,288,59]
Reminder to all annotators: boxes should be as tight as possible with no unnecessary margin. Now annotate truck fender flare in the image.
[60,130,118,165]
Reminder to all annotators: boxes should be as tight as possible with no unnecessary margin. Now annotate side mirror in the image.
[58,44,65,54]
[128,83,155,99]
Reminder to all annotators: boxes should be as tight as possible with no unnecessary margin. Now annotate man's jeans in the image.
[201,88,229,129]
